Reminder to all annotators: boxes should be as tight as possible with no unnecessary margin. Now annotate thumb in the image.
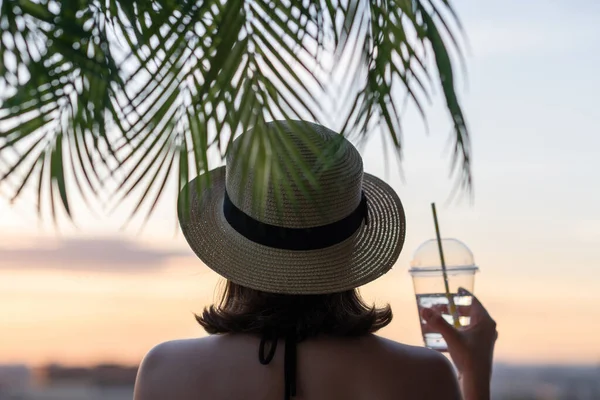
[421,308,462,349]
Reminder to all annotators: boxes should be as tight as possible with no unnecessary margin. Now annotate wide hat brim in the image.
[178,167,406,294]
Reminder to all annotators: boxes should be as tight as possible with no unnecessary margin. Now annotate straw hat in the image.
[178,120,406,294]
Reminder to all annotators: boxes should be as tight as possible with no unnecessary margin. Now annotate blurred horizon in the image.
[1,362,598,399]
[2,0,600,374]
[2,233,600,368]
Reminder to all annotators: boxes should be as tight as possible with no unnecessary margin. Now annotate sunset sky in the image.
[2,0,600,367]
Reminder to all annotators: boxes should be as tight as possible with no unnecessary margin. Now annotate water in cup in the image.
[409,238,479,351]
[416,292,472,350]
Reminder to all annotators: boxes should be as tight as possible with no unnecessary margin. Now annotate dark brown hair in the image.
[196,280,392,340]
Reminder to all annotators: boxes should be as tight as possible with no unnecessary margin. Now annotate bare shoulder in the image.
[370,334,450,364]
[133,337,216,400]
[133,334,460,400]
[367,335,461,400]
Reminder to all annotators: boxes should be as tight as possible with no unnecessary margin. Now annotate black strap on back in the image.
[258,332,298,400]
[258,332,278,365]
[284,331,297,398]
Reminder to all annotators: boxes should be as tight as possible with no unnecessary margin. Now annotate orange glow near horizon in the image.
[2,259,599,368]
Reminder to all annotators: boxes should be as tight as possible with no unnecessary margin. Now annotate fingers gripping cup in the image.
[409,238,479,351]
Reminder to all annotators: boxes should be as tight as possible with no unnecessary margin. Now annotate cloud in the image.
[0,237,191,272]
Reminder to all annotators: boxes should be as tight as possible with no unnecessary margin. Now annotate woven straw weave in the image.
[178,120,406,294]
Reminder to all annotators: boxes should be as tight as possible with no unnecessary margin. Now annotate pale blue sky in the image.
[2,0,599,277]
[2,0,599,279]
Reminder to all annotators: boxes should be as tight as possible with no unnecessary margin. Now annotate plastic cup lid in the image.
[409,238,479,273]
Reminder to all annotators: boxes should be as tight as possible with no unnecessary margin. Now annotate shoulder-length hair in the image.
[196,280,392,339]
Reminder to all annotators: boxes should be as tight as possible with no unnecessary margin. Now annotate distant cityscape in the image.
[0,362,599,399]
[491,364,600,400]
[0,364,135,400]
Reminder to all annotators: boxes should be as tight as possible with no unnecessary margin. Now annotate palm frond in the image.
[1,0,471,224]
[1,0,126,219]
[337,0,469,191]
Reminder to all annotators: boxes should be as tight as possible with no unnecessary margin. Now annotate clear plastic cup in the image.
[409,238,479,351]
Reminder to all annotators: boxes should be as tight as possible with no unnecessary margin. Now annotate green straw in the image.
[431,203,461,328]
